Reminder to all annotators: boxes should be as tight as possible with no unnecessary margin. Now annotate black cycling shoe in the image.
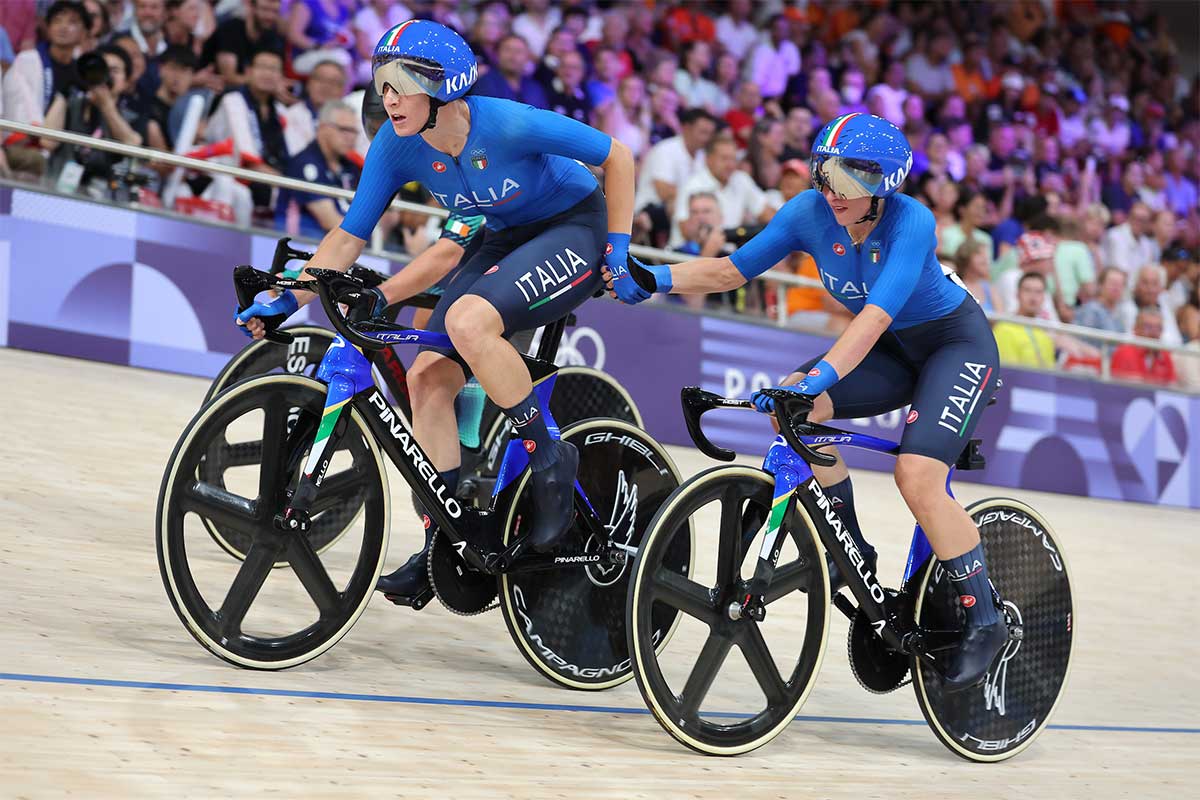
[827,545,877,594]
[376,526,434,603]
[941,618,1010,692]
[527,441,580,552]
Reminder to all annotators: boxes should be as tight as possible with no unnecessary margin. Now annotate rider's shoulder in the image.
[887,192,934,227]
[781,189,832,228]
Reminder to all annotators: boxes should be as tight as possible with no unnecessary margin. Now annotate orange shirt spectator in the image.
[785,253,824,315]
[661,8,715,49]
[952,63,989,105]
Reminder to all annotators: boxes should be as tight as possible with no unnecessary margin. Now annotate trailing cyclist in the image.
[236,20,636,603]
[604,112,1006,693]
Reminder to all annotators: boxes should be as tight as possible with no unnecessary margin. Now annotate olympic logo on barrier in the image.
[554,326,606,370]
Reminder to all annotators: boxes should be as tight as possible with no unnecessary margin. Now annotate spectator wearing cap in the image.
[201,0,285,88]
[992,272,1057,369]
[715,0,759,61]
[997,232,1062,321]
[282,58,348,156]
[352,1,414,87]
[1162,147,1198,219]
[748,15,800,101]
[673,41,722,115]
[473,34,549,110]
[633,107,717,236]
[1075,267,1129,334]
[544,48,591,125]
[2,0,91,125]
[1089,94,1132,157]
[512,0,560,59]
[779,106,814,162]
[1110,307,1177,387]
[937,187,993,266]
[275,100,362,239]
[1102,200,1157,277]
[1119,264,1184,347]
[142,43,195,151]
[672,134,776,248]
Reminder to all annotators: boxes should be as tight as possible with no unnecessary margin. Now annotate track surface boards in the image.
[1,349,1196,798]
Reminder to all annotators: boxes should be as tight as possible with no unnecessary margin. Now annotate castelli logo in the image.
[961,594,977,608]
[808,367,821,377]
[604,243,613,255]
[484,265,500,275]
[422,514,431,530]
[523,440,537,453]
[432,161,447,173]
[832,243,846,256]
[907,409,919,424]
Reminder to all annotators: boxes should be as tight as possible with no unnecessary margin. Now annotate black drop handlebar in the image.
[679,386,838,467]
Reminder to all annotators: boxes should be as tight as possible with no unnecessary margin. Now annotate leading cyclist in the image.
[604,113,1005,692]
[237,20,636,601]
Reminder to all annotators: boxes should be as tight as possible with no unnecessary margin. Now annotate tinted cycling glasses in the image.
[811,155,884,199]
[372,55,445,98]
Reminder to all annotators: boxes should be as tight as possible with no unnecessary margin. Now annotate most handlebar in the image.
[679,386,838,467]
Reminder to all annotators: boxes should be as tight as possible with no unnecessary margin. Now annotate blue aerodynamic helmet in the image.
[810,113,914,199]
[372,19,478,104]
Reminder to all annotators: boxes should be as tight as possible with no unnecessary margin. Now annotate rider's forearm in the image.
[601,139,635,235]
[667,257,746,294]
[377,238,462,305]
[294,227,368,307]
[822,304,892,379]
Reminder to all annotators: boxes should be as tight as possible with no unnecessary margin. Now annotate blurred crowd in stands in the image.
[1,1,1198,386]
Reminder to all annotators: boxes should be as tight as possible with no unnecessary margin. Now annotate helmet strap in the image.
[421,98,445,132]
[854,196,881,224]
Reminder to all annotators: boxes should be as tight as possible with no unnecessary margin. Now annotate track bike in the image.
[197,239,642,563]
[627,387,1073,760]
[156,265,690,690]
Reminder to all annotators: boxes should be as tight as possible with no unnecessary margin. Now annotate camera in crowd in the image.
[75,51,112,91]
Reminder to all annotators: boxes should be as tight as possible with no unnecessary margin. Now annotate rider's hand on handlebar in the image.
[750,360,840,413]
[235,289,299,339]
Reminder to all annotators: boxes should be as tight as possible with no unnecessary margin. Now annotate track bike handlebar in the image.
[679,386,838,468]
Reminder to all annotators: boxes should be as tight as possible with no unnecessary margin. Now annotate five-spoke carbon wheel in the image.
[157,375,390,669]
[627,466,830,755]
[912,498,1074,762]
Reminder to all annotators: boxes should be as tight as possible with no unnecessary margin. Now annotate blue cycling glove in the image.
[234,289,299,337]
[366,286,388,318]
[751,360,840,413]
[606,233,673,305]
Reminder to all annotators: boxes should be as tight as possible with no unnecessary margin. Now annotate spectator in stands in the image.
[673,134,775,247]
[206,47,289,207]
[1164,243,1198,315]
[2,0,91,125]
[715,0,758,61]
[473,33,548,109]
[585,46,621,110]
[951,33,989,109]
[779,106,814,162]
[1111,307,1177,386]
[672,191,724,310]
[937,187,993,265]
[201,0,284,88]
[723,80,762,149]
[647,85,680,145]
[595,9,636,79]
[673,40,722,114]
[1052,216,1098,307]
[512,0,559,59]
[122,0,166,57]
[1078,202,1112,276]
[1178,276,1200,344]
[82,0,112,52]
[1162,146,1198,218]
[1075,267,1129,334]
[596,74,649,159]
[633,106,716,244]
[868,59,908,128]
[954,239,1003,313]
[1089,94,1133,158]
[352,1,413,87]
[0,2,40,54]
[532,26,576,89]
[284,0,354,76]
[275,100,361,239]
[745,116,784,197]
[993,272,1057,369]
[142,43,195,151]
[1120,264,1184,346]
[544,48,590,125]
[1150,209,1177,265]
[660,2,715,51]
[906,30,955,102]
[997,233,1062,321]
[283,57,348,155]
[748,14,801,102]
[468,1,509,71]
[1102,201,1157,276]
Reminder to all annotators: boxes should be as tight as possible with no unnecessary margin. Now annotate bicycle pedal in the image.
[382,586,435,611]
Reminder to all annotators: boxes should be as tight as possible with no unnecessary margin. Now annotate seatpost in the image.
[535,318,568,362]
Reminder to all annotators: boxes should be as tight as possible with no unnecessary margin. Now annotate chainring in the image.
[847,603,911,694]
[428,530,498,616]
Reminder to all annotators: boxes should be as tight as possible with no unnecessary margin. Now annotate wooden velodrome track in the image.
[1,347,1196,798]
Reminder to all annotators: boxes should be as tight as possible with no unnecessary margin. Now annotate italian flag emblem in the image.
[471,149,488,170]
[446,218,472,238]
[870,243,881,263]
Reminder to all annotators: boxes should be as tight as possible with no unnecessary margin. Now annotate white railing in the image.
[3,119,1196,391]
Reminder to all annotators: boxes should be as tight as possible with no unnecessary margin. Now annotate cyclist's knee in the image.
[809,392,834,423]
[894,453,949,514]
[408,354,464,408]
[444,296,503,353]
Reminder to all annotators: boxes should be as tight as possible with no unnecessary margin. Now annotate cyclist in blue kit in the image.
[604,112,1006,692]
[237,19,637,601]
